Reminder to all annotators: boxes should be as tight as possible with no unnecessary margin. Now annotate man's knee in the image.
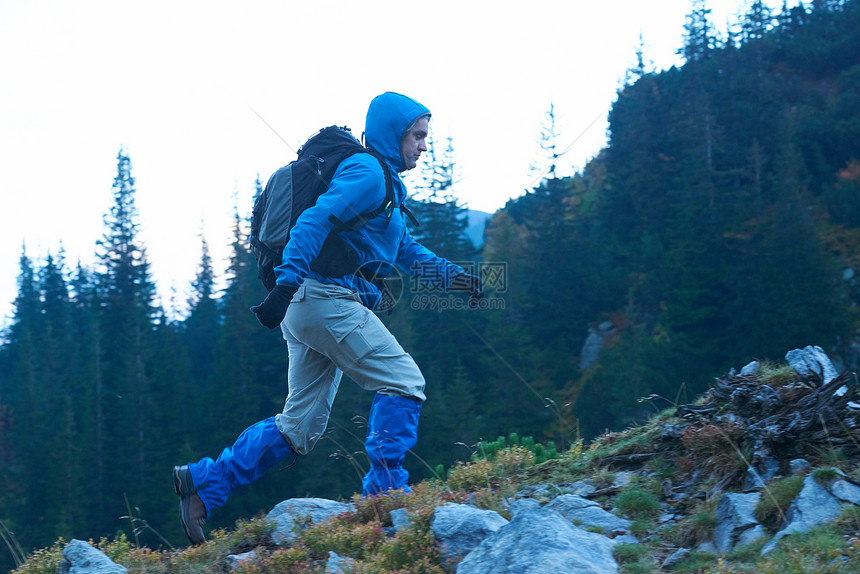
[274,413,318,455]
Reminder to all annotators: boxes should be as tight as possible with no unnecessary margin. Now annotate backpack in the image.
[250,125,403,291]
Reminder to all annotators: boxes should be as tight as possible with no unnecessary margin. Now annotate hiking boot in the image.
[173,465,206,545]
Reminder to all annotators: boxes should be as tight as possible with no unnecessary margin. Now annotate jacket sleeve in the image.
[274,155,386,287]
[396,228,465,290]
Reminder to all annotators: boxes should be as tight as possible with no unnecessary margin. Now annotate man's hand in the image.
[251,284,298,329]
[450,273,484,308]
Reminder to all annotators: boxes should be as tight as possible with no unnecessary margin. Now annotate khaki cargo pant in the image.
[275,279,426,455]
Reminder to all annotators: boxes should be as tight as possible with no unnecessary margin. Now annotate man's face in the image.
[400,116,429,171]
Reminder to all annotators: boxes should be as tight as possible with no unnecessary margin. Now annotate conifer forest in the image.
[1,0,859,567]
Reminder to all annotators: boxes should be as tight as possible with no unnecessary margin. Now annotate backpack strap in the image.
[326,149,420,231]
[249,234,282,264]
[399,202,420,228]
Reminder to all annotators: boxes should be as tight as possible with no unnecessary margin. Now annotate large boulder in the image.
[785,345,838,384]
[59,540,126,574]
[830,476,860,505]
[713,492,764,553]
[431,503,508,568]
[762,474,844,554]
[267,498,354,545]
[544,494,632,535]
[456,507,618,574]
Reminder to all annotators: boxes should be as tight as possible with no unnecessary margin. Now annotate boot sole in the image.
[173,466,205,544]
[178,497,206,545]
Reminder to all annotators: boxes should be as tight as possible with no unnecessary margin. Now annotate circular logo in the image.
[354,261,406,314]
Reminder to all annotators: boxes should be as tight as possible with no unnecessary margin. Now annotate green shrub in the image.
[755,475,805,531]
[758,362,797,387]
[812,467,840,485]
[682,511,719,546]
[471,434,560,466]
[262,547,315,574]
[614,542,656,574]
[447,446,535,490]
[12,539,67,574]
[302,519,386,560]
[615,486,661,520]
[759,526,860,573]
[361,508,444,574]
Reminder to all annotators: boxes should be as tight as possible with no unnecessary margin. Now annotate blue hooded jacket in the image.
[274,92,465,309]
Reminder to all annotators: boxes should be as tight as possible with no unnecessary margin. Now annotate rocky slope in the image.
[20,345,860,574]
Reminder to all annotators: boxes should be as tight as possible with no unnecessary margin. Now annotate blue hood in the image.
[364,92,430,172]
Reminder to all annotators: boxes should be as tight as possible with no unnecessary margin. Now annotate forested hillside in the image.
[1,0,859,570]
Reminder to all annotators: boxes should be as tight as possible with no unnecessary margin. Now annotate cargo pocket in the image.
[326,312,383,365]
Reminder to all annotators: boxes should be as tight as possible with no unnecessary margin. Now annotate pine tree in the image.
[402,133,477,380]
[409,134,477,262]
[36,251,81,537]
[530,102,568,181]
[145,309,194,545]
[1,247,42,547]
[93,147,159,532]
[741,0,775,41]
[68,261,105,534]
[624,33,653,86]
[184,230,221,393]
[681,0,719,63]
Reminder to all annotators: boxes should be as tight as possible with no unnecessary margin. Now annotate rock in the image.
[390,507,410,532]
[431,503,508,568]
[789,459,811,474]
[612,471,637,488]
[611,534,640,545]
[661,548,691,570]
[514,484,554,499]
[762,474,843,554]
[580,321,616,370]
[740,361,760,376]
[696,541,718,554]
[462,492,479,506]
[545,493,598,511]
[456,507,618,574]
[785,345,838,384]
[515,480,596,499]
[226,551,257,570]
[739,524,766,548]
[565,480,598,497]
[745,452,780,489]
[830,478,860,505]
[508,497,541,516]
[545,494,632,535]
[714,492,764,553]
[59,540,127,574]
[267,498,354,545]
[660,424,689,441]
[325,551,356,573]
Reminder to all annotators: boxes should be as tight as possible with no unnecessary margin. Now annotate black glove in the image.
[251,284,298,329]
[450,273,484,308]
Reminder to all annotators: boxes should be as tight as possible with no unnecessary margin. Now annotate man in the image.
[173,92,483,545]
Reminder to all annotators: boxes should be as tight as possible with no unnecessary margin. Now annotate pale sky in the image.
[0,0,795,326]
